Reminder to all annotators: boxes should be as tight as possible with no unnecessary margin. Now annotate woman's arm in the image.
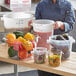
[63,2,75,33]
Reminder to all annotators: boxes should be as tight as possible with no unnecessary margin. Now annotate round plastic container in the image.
[32,19,54,50]
[1,12,33,29]
[7,42,35,60]
[47,35,75,60]
[34,47,47,64]
[48,49,62,67]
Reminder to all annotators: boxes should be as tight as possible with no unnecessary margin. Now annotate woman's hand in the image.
[54,21,64,30]
[28,20,33,28]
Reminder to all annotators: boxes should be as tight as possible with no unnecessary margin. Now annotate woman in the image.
[34,0,75,76]
[35,0,75,35]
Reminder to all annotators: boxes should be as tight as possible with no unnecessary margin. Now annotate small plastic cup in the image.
[48,48,62,67]
[34,47,47,64]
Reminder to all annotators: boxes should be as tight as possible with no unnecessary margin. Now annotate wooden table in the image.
[0,43,76,76]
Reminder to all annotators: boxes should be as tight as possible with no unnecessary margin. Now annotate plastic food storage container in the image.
[4,32,36,60]
[34,47,47,64]
[47,35,75,60]
[32,19,54,50]
[1,12,33,32]
[48,49,62,67]
[7,41,35,60]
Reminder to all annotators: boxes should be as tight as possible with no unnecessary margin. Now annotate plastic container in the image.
[47,35,75,60]
[1,12,33,29]
[32,19,54,50]
[34,47,47,64]
[7,41,35,60]
[48,49,62,67]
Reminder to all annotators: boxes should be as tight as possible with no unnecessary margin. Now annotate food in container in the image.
[34,47,47,64]
[35,32,52,50]
[48,49,62,67]
[48,55,61,67]
[24,32,35,41]
[6,32,36,60]
[8,46,18,57]
[47,34,75,60]
[32,19,54,50]
[6,33,16,43]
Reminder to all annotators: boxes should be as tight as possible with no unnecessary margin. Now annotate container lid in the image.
[34,47,47,55]
[33,19,54,25]
[4,12,33,19]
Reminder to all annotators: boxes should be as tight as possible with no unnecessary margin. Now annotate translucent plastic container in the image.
[47,35,75,60]
[34,47,47,64]
[7,42,34,60]
[1,12,33,32]
[48,49,62,67]
[32,20,54,50]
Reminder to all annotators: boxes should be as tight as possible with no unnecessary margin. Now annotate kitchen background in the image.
[0,0,76,75]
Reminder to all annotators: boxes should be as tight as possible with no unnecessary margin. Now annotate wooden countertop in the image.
[0,43,76,76]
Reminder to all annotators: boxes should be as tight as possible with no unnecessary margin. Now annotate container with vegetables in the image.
[6,31,36,60]
[48,49,62,67]
[47,34,75,60]
[34,47,47,64]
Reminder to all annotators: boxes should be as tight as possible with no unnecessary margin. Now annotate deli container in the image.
[47,35,75,60]
[48,49,62,67]
[1,12,33,31]
[34,47,47,64]
[32,19,54,50]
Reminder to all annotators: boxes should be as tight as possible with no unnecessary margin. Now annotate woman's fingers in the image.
[56,21,64,30]
[53,23,56,29]
[28,20,33,28]
[53,22,59,29]
[53,21,64,30]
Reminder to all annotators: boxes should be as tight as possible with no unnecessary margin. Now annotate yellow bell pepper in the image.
[24,33,35,41]
[6,33,16,43]
[17,37,26,43]
[23,41,33,51]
